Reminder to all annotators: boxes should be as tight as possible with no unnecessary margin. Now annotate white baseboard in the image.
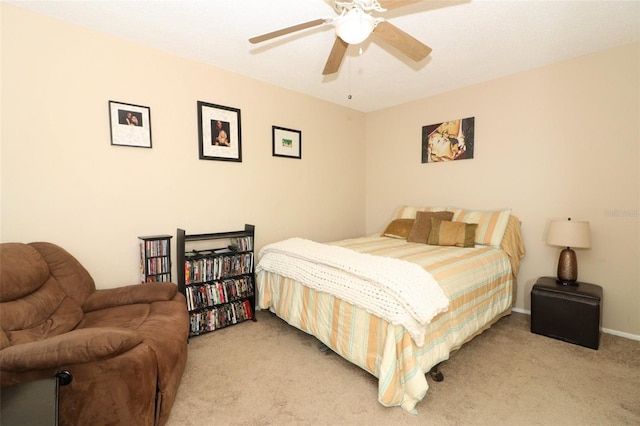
[602,327,640,341]
[511,307,640,341]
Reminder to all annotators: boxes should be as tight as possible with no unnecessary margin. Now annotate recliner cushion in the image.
[1,244,84,345]
[0,330,10,351]
[29,242,96,306]
[0,327,143,371]
[0,243,50,302]
[78,304,150,330]
[4,295,84,346]
[82,282,178,313]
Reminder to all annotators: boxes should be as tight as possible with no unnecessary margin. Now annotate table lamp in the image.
[546,218,591,285]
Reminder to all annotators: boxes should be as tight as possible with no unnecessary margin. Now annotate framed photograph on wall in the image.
[197,101,242,162]
[272,126,302,159]
[422,116,475,163]
[109,101,152,148]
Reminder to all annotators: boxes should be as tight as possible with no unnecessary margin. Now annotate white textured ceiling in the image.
[8,0,640,112]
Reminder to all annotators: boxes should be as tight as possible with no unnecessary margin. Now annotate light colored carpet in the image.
[167,311,640,426]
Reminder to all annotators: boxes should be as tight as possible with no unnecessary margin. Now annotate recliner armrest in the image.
[82,282,178,313]
[0,328,143,372]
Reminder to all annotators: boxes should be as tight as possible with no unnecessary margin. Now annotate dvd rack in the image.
[138,234,172,283]
[177,225,256,337]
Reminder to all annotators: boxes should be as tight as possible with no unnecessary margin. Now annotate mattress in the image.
[256,232,521,413]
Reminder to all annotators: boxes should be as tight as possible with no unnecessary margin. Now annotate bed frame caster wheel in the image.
[429,364,444,382]
[318,343,332,355]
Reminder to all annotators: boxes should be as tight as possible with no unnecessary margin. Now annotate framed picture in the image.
[197,101,242,162]
[109,101,152,148]
[272,126,302,159]
[422,116,475,163]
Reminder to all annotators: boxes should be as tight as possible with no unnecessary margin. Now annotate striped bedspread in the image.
[256,237,449,346]
[256,236,514,413]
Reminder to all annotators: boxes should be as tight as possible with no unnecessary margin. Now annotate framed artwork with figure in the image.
[422,117,474,163]
[198,101,242,162]
[109,100,152,148]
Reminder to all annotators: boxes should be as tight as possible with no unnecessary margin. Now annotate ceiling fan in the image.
[249,0,432,75]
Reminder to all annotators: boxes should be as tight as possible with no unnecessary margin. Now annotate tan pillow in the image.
[428,218,477,248]
[382,218,415,239]
[407,211,454,243]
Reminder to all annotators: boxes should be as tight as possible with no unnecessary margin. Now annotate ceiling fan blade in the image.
[372,21,431,62]
[249,18,326,44]
[322,37,348,75]
[377,0,424,10]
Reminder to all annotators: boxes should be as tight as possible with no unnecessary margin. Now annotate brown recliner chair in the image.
[0,242,189,425]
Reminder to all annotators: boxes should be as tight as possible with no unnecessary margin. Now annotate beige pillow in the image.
[407,211,454,243]
[382,218,415,239]
[448,207,511,247]
[393,205,447,219]
[428,218,477,248]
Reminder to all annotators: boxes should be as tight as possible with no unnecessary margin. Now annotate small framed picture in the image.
[197,101,242,162]
[109,101,152,148]
[272,126,302,159]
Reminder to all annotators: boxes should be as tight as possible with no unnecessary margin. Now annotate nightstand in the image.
[530,276,603,350]
[0,371,71,426]
[1,378,58,425]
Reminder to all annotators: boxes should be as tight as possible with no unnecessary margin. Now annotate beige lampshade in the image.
[546,219,591,249]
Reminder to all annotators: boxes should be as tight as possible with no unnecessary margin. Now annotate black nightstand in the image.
[1,378,58,425]
[0,371,71,426]
[530,276,603,350]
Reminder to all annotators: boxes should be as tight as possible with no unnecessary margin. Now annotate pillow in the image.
[448,208,512,247]
[382,218,415,239]
[428,218,477,248]
[394,205,447,219]
[407,210,454,243]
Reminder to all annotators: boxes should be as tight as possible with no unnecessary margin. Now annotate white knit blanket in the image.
[256,238,449,346]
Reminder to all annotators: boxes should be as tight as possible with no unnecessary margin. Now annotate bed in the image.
[255,206,525,413]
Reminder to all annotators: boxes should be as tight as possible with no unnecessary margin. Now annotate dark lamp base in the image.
[557,247,578,283]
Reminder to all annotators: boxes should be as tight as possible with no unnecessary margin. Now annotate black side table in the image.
[530,276,603,350]
[0,371,72,426]
[1,378,57,425]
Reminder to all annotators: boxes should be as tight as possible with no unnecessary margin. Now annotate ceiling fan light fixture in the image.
[335,8,375,45]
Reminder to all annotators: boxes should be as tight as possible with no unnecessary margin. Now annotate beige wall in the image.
[0,5,366,286]
[366,43,640,337]
[2,5,638,337]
